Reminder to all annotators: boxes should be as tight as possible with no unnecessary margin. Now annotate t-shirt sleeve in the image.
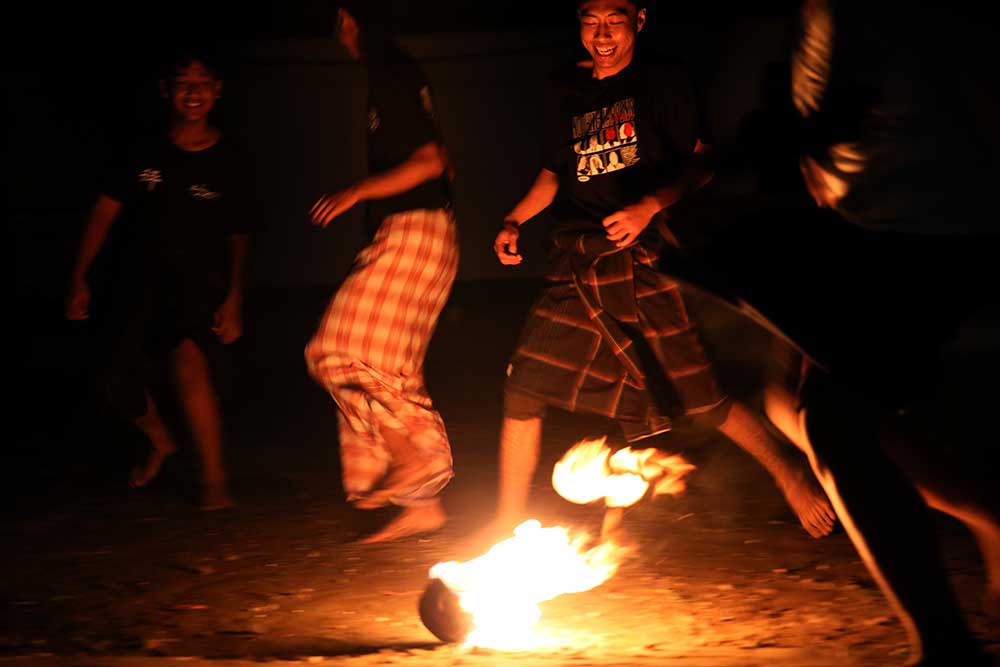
[99,147,138,205]
[657,65,701,156]
[541,70,569,175]
[379,61,441,153]
[223,145,256,237]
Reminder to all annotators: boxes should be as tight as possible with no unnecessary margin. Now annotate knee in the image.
[172,340,209,389]
[503,387,548,421]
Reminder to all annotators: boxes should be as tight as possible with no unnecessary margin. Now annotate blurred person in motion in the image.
[305,3,459,543]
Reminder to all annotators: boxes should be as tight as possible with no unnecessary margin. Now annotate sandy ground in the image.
[7,283,999,667]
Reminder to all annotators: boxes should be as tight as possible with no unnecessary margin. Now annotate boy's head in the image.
[159,49,223,122]
[576,0,647,78]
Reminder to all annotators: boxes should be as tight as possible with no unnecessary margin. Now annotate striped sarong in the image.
[506,229,728,440]
[305,208,459,507]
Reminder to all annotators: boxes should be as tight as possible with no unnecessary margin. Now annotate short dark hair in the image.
[575,0,648,11]
[159,43,225,82]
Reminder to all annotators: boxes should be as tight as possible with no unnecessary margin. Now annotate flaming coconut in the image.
[419,437,694,648]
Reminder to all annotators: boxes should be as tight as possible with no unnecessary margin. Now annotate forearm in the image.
[226,234,249,303]
[354,142,446,202]
[638,160,714,216]
[504,168,559,225]
[70,194,122,283]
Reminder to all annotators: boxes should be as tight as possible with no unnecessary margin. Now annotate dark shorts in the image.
[99,272,226,419]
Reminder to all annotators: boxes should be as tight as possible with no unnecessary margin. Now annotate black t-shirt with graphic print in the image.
[543,58,701,238]
[365,51,451,234]
[102,136,252,287]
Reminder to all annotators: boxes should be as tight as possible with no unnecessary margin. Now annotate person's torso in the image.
[365,55,451,231]
[548,60,693,232]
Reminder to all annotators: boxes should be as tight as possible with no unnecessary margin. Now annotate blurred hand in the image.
[493,222,522,265]
[310,186,360,228]
[602,200,658,248]
[800,155,847,208]
[65,280,91,320]
[212,297,243,344]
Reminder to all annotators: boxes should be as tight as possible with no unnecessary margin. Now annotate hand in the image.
[800,155,847,208]
[493,222,523,265]
[212,297,243,344]
[65,279,91,320]
[602,200,658,248]
[309,186,360,228]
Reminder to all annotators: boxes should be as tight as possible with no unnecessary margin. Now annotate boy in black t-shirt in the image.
[66,49,249,511]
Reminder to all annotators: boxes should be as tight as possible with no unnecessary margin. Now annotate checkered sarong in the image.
[305,209,459,507]
[506,229,727,439]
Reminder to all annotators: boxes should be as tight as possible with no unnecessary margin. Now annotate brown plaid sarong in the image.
[305,209,459,507]
[506,229,728,439]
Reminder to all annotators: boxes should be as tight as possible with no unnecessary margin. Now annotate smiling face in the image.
[166,60,221,123]
[578,0,645,79]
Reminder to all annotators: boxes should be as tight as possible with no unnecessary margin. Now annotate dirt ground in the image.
[7,283,999,667]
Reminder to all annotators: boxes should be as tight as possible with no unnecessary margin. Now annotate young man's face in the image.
[167,60,221,122]
[578,0,646,79]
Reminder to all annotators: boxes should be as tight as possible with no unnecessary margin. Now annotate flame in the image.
[429,520,625,649]
[552,436,695,508]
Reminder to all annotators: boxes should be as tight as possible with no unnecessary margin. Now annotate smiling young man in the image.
[66,49,249,510]
[482,0,836,543]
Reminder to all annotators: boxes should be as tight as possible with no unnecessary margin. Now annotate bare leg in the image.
[457,416,543,556]
[884,408,1000,618]
[129,390,178,488]
[172,339,233,511]
[495,416,543,528]
[789,376,985,666]
[718,401,836,538]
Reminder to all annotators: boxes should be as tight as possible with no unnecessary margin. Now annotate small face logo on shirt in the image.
[368,107,381,133]
[190,184,221,200]
[138,168,163,191]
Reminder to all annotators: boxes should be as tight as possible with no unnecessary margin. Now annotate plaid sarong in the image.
[506,229,727,439]
[305,208,459,507]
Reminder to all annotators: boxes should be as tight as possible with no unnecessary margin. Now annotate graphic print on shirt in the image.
[190,184,221,200]
[571,98,638,182]
[138,168,163,191]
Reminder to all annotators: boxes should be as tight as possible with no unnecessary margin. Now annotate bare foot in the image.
[200,485,235,511]
[357,501,447,544]
[129,439,177,488]
[779,471,837,538]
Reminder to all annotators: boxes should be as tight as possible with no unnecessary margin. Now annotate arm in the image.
[309,141,447,227]
[213,233,249,344]
[603,153,714,248]
[493,168,560,265]
[65,194,123,319]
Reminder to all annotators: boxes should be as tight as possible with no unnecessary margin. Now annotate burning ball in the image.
[418,577,473,643]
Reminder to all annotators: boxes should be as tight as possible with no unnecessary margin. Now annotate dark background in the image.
[10,0,996,507]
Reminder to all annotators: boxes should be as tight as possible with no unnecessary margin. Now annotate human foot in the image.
[357,501,447,544]
[200,484,235,511]
[779,471,837,538]
[129,439,178,488]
